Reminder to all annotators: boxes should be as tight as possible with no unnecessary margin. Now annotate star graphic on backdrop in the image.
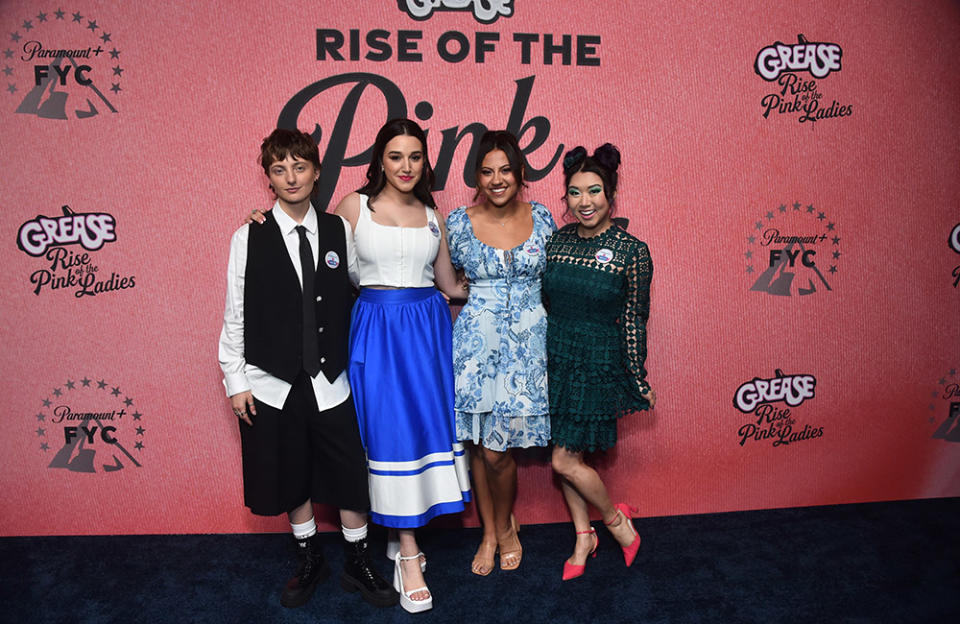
[36,412,45,422]
[109,48,120,59]
[42,398,51,407]
[135,441,144,451]
[111,386,121,396]
[10,32,22,43]
[817,212,826,221]
[826,222,835,231]
[132,411,142,421]
[832,236,840,245]
[3,49,12,59]
[136,426,145,436]
[22,20,33,31]
[124,397,133,407]
[745,250,753,260]
[52,387,62,397]
[65,380,75,390]
[100,32,111,43]
[110,83,121,93]
[2,67,11,76]
[930,404,936,411]
[6,83,16,94]
[81,377,91,387]
[40,442,49,452]
[755,221,762,230]
[778,204,786,213]
[829,265,837,274]
[940,378,947,385]
[36,427,45,437]
[806,204,815,213]
[37,12,48,22]
[55,9,65,20]
[747,235,755,244]
[766,211,774,220]
[793,202,801,210]
[97,379,107,389]
[72,11,83,23]
[746,265,754,273]
[949,368,957,376]
[931,390,939,398]
[112,66,123,76]
[832,250,841,260]
[87,20,99,32]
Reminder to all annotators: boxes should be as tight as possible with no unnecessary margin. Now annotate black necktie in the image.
[295,225,321,377]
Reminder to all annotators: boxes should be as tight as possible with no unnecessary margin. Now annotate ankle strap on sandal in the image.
[575,528,596,535]
[604,509,624,527]
[398,552,424,562]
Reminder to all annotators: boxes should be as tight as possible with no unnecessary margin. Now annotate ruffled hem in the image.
[455,410,551,451]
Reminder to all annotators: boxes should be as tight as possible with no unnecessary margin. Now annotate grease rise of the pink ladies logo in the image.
[16,205,136,297]
[950,223,960,288]
[733,370,824,447]
[286,0,599,209]
[397,0,514,24]
[755,34,851,123]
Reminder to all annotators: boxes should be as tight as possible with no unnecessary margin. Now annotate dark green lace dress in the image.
[542,223,653,452]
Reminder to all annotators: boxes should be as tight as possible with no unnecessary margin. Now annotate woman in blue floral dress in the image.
[447,130,556,575]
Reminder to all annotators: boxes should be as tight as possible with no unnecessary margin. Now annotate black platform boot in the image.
[280,533,330,608]
[340,536,400,607]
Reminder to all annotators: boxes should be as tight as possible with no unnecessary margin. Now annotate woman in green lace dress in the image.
[543,144,655,581]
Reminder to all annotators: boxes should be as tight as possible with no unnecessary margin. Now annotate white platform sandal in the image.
[393,552,433,613]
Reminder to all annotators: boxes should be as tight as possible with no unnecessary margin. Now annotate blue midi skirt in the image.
[349,287,470,528]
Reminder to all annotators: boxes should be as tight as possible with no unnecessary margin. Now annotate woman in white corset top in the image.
[334,118,470,614]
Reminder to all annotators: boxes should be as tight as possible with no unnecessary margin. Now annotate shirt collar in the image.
[272,200,318,236]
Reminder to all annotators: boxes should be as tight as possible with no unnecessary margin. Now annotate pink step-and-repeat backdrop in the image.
[1,0,958,536]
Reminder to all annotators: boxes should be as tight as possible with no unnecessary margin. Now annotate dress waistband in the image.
[468,281,542,310]
[358,287,438,304]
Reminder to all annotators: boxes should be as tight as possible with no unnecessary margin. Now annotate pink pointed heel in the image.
[561,528,598,581]
[606,503,641,567]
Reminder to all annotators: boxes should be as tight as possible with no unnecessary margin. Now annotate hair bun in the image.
[592,143,621,173]
[562,146,587,174]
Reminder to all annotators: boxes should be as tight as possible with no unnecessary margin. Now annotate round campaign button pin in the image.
[595,248,614,264]
[324,251,340,269]
[428,221,440,237]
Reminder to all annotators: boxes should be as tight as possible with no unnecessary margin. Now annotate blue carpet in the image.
[1,498,957,623]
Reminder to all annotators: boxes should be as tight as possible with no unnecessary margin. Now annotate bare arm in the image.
[433,216,468,300]
[333,192,361,233]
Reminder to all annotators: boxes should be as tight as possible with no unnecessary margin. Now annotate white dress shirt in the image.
[218,201,359,410]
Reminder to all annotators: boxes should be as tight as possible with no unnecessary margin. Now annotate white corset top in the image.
[354,194,440,288]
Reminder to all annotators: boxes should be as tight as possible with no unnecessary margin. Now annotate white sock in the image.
[291,517,317,541]
[341,523,368,543]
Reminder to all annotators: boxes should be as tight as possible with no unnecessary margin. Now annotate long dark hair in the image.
[357,118,436,208]
[562,143,622,206]
[472,130,527,202]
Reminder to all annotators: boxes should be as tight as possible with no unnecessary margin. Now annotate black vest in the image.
[244,209,353,384]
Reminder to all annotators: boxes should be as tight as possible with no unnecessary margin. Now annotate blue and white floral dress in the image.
[447,201,556,451]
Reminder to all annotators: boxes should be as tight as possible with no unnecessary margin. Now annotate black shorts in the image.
[239,372,370,516]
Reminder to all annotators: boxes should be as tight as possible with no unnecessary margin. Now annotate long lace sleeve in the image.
[619,241,652,395]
